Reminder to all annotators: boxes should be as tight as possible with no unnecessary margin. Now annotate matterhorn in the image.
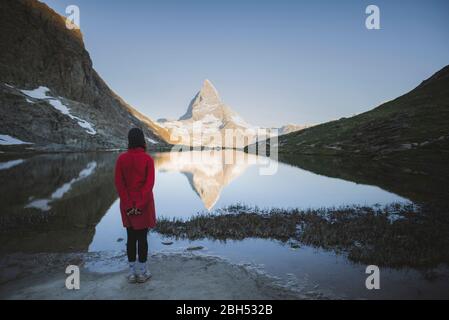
[157,80,306,148]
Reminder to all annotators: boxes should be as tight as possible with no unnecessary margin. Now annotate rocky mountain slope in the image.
[157,80,307,148]
[0,0,169,152]
[249,65,449,161]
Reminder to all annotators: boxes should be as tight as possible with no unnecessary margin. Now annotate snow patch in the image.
[231,115,251,128]
[47,98,71,114]
[21,86,51,99]
[0,134,32,145]
[0,159,25,171]
[26,162,97,211]
[47,99,96,135]
[146,137,158,144]
[26,199,51,211]
[20,86,96,135]
[387,214,406,224]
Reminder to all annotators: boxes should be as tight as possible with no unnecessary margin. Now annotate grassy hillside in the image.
[259,65,449,161]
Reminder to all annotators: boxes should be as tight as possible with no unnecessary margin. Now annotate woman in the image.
[114,128,156,283]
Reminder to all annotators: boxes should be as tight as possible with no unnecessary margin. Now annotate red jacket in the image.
[114,147,156,230]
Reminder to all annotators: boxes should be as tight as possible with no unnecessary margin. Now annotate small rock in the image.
[186,246,204,251]
[400,143,413,150]
[161,241,173,245]
[117,238,124,242]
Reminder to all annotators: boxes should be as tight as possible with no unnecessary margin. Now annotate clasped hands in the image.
[126,208,142,216]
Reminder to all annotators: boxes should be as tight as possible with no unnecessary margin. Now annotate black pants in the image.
[126,228,149,263]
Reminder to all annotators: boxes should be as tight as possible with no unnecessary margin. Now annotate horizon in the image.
[41,0,449,127]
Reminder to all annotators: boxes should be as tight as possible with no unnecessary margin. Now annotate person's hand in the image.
[126,208,135,216]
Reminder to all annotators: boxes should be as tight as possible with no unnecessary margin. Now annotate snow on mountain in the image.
[21,86,49,100]
[0,134,32,145]
[146,137,159,144]
[21,86,97,135]
[157,79,305,148]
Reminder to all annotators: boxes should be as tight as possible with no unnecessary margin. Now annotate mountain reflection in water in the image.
[1,151,449,299]
[153,150,258,210]
[0,150,408,253]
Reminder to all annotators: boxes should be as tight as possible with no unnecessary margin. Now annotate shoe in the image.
[136,262,152,283]
[127,262,136,283]
[136,271,152,283]
[128,273,137,283]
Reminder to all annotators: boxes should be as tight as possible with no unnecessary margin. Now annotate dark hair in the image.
[128,127,146,150]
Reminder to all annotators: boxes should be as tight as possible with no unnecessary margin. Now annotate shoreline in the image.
[0,251,326,300]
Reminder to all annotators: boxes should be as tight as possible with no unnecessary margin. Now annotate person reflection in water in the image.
[114,128,156,284]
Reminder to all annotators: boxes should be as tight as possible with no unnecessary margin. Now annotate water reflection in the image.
[26,161,97,211]
[278,153,449,206]
[153,150,255,210]
[0,153,116,253]
[0,150,409,253]
[1,151,448,298]
[0,159,25,171]
[153,150,407,215]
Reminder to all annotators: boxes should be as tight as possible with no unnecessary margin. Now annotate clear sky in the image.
[41,0,449,127]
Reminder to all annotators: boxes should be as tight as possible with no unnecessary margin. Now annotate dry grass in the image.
[155,203,449,268]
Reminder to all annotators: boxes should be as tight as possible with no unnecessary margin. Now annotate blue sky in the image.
[42,0,449,127]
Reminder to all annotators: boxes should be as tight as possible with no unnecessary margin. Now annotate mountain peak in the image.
[198,79,221,104]
[179,79,222,120]
[202,78,216,89]
[163,78,307,147]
